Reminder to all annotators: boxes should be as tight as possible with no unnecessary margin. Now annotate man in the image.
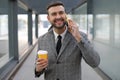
[35,1,100,80]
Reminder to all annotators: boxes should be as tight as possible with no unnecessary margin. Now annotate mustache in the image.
[54,18,64,22]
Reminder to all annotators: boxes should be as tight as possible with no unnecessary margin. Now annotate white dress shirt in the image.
[53,27,67,45]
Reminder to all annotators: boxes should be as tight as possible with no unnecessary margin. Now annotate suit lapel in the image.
[47,30,58,57]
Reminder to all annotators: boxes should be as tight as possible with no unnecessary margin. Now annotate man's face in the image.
[47,5,67,29]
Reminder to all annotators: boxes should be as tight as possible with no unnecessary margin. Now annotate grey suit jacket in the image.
[35,29,100,80]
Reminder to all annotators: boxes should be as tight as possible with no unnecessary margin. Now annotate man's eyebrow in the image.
[51,10,64,13]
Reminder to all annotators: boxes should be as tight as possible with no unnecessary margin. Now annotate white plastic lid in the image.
[37,50,48,54]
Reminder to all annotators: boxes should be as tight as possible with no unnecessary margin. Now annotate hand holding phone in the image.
[66,15,81,42]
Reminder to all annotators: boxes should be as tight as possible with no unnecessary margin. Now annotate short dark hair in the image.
[47,1,65,11]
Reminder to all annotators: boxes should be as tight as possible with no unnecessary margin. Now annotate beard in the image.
[51,18,66,29]
[52,22,66,29]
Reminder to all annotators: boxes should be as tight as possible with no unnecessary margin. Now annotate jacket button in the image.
[56,61,60,64]
[56,78,59,80]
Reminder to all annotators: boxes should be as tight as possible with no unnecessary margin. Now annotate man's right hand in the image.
[35,58,48,72]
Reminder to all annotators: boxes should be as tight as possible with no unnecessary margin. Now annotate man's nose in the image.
[56,13,61,19]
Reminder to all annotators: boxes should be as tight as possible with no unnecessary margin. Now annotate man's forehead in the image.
[48,6,65,13]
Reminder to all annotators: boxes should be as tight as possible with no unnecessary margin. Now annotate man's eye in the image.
[59,11,64,15]
[51,13,56,16]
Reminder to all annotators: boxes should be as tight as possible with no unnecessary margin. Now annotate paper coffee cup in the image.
[37,50,48,59]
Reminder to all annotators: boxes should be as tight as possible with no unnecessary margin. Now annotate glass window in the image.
[71,15,87,33]
[0,1,9,68]
[93,0,120,79]
[18,11,28,58]
[71,3,87,34]
[87,15,93,40]
[38,14,50,37]
[114,15,120,47]
[94,14,110,43]
[32,14,37,44]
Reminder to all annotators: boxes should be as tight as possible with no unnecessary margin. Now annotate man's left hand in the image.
[67,19,81,42]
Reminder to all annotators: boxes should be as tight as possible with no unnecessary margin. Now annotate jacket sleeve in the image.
[35,68,45,77]
[77,32,100,68]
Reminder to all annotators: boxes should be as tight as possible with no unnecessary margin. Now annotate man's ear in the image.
[47,15,50,21]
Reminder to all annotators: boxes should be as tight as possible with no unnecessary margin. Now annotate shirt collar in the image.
[53,26,67,41]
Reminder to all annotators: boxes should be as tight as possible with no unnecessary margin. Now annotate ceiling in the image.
[20,0,86,14]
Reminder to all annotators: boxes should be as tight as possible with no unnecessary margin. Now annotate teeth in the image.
[56,20,62,23]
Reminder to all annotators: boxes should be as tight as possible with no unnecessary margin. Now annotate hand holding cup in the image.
[35,50,48,72]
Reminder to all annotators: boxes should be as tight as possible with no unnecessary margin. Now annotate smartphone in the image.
[65,15,72,32]
[65,15,69,27]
